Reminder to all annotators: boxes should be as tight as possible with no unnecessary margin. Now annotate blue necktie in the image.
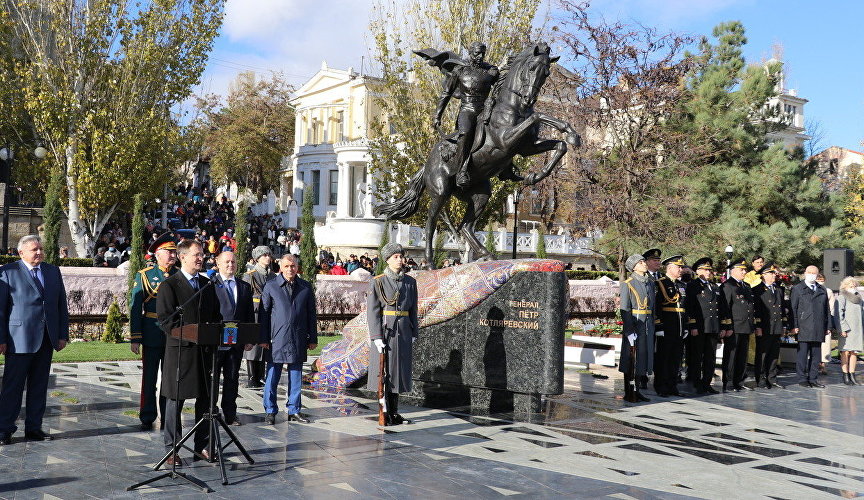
[189,277,198,290]
[225,279,236,308]
[31,267,44,295]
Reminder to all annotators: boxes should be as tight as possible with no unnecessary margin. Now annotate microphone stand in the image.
[128,277,215,493]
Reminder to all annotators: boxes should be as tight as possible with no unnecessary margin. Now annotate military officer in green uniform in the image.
[129,233,178,431]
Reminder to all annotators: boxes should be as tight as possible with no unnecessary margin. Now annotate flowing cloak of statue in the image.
[311,259,565,388]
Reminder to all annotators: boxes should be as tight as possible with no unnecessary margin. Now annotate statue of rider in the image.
[433,42,499,188]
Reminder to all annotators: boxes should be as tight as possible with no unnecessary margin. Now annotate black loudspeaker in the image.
[823,248,854,291]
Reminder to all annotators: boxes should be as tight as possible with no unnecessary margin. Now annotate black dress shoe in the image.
[140,422,154,431]
[732,385,745,392]
[287,414,310,423]
[636,392,650,402]
[799,382,812,388]
[705,386,719,395]
[811,382,826,388]
[24,429,52,441]
[264,413,276,425]
[228,419,242,426]
[0,433,11,445]
[388,413,412,425]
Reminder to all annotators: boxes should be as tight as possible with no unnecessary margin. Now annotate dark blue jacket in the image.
[259,275,316,364]
[0,260,69,353]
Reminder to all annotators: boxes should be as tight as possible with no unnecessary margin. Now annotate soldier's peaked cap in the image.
[148,232,176,254]
[727,258,748,270]
[662,255,685,266]
[693,257,714,270]
[758,261,780,274]
[642,248,662,260]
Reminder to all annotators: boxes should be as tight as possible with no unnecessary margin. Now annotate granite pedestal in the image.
[407,267,567,413]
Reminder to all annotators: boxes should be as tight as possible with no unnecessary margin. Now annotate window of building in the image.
[337,111,345,141]
[329,169,338,205]
[312,170,321,205]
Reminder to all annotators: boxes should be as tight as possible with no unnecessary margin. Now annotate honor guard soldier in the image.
[684,258,731,394]
[721,258,759,392]
[619,254,656,403]
[366,243,419,424]
[243,245,275,388]
[752,262,787,389]
[129,233,178,431]
[653,255,688,397]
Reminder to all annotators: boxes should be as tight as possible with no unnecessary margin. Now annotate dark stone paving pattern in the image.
[0,361,862,499]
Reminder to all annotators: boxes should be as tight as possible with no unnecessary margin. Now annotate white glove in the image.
[373,339,385,353]
[627,333,637,345]
[655,330,665,337]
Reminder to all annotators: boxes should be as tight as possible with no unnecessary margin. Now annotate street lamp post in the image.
[511,187,525,259]
[0,142,48,252]
[724,244,734,279]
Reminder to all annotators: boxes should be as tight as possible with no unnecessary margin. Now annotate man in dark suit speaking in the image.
[211,251,254,426]
[157,239,222,465]
[0,235,69,445]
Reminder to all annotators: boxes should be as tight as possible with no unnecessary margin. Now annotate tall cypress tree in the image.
[485,224,497,258]
[42,168,64,265]
[232,200,249,277]
[535,226,547,259]
[299,186,318,288]
[127,193,146,292]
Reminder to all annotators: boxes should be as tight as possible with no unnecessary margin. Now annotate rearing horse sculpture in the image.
[375,42,580,267]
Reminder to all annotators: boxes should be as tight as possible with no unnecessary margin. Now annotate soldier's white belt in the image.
[631,309,651,315]
[662,307,685,312]
[383,310,409,317]
[144,312,158,319]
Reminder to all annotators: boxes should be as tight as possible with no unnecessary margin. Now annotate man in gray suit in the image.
[0,235,69,445]
[259,254,316,424]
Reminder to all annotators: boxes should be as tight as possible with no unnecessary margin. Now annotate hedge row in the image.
[565,269,618,280]
[0,255,92,267]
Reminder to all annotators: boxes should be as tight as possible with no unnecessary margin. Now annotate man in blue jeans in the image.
[258,254,317,424]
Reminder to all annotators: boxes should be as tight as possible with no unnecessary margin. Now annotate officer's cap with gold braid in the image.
[642,248,662,261]
[758,261,780,275]
[147,232,176,254]
[692,257,714,271]
[727,258,748,270]
[661,255,685,267]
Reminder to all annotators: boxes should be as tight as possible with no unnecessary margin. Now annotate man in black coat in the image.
[684,258,731,394]
[211,251,255,426]
[752,262,788,389]
[156,239,222,465]
[653,255,688,397]
[789,265,832,388]
[721,259,759,392]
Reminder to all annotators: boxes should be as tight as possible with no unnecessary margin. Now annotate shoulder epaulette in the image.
[138,266,154,275]
[374,274,385,280]
[244,269,254,275]
[624,278,633,283]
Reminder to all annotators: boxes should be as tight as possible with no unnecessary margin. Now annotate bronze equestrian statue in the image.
[375,42,579,268]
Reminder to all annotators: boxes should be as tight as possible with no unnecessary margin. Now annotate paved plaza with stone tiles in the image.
[0,359,862,499]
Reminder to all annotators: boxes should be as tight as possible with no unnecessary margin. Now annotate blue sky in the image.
[202,0,863,151]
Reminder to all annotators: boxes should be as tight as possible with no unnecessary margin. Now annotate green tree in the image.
[102,300,124,343]
[195,71,295,194]
[433,231,447,269]
[41,167,64,265]
[1,0,223,257]
[368,0,541,231]
[484,224,497,258]
[233,201,250,277]
[299,187,318,287]
[535,226,546,259]
[375,222,391,275]
[127,193,146,292]
[673,22,843,269]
